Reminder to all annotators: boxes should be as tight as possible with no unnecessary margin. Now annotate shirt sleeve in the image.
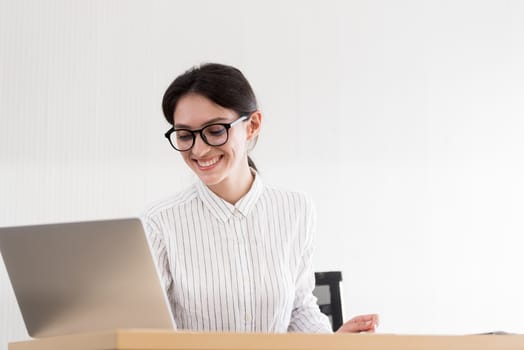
[141,215,178,329]
[287,196,333,333]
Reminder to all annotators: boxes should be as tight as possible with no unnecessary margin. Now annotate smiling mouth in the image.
[195,156,221,168]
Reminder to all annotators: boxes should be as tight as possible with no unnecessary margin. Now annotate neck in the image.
[208,164,254,205]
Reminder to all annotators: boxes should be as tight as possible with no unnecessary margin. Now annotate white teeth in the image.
[197,156,220,167]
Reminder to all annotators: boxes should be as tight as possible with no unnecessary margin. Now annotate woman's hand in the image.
[336,314,379,333]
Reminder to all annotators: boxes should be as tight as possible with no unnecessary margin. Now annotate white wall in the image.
[2,0,524,347]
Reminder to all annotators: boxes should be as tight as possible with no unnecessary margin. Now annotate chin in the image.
[196,171,226,187]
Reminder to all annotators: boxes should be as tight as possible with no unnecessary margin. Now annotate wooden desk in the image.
[8,329,524,350]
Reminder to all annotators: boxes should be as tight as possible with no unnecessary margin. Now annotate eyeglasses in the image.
[164,115,249,152]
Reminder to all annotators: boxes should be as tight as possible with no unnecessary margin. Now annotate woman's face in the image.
[173,93,258,187]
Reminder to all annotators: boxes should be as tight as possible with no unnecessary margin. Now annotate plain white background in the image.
[1,0,524,347]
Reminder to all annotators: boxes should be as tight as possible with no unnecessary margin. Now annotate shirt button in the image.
[245,314,252,322]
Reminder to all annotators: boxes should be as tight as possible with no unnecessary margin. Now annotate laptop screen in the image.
[0,218,175,337]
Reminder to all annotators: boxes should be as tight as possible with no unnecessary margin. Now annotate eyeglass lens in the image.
[172,124,229,150]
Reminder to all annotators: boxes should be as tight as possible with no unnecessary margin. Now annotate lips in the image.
[195,155,221,169]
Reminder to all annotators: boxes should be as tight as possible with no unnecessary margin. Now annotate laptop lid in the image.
[0,217,176,337]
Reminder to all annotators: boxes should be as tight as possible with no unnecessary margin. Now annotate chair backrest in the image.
[313,271,343,332]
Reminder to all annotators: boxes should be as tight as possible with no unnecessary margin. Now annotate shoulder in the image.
[258,182,316,218]
[141,184,198,228]
[262,183,315,207]
[259,182,317,244]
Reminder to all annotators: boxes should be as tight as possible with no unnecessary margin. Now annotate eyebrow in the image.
[174,117,231,129]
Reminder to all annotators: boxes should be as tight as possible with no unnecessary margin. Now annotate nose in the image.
[191,133,211,156]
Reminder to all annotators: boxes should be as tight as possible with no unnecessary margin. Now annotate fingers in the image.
[336,320,372,333]
[336,314,380,333]
[353,314,379,328]
[352,319,376,332]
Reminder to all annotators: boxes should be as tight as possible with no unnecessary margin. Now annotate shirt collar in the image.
[196,170,264,223]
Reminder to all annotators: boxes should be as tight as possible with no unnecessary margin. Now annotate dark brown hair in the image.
[162,63,258,170]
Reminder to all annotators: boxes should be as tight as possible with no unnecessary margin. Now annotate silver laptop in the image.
[0,217,176,338]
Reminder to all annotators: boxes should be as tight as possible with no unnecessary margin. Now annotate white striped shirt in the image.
[142,173,332,333]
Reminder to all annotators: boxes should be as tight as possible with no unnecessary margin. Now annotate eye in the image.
[175,131,193,141]
[205,125,226,137]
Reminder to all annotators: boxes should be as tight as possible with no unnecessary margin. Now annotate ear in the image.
[246,111,262,141]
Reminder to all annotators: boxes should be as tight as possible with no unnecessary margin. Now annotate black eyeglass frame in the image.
[164,115,250,152]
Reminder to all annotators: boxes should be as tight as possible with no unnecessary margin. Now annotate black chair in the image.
[313,271,343,331]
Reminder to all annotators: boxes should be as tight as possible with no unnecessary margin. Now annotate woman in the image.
[143,63,378,333]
